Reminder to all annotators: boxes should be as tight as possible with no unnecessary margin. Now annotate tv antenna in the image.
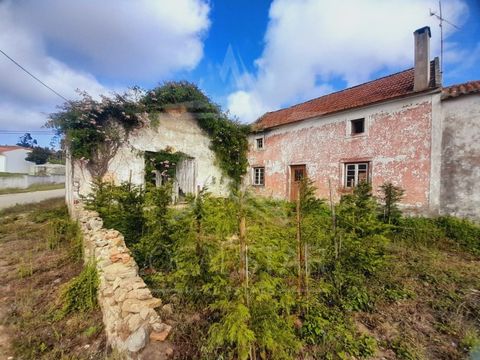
[430,0,460,74]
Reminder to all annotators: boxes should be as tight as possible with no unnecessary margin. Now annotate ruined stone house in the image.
[247,26,480,219]
[66,109,230,209]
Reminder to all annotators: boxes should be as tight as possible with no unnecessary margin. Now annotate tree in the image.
[16,133,37,148]
[379,182,405,224]
[25,146,52,164]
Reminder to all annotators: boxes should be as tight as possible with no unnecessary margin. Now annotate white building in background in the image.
[0,146,34,173]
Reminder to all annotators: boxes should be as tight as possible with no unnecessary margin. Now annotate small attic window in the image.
[351,118,365,135]
[255,137,264,150]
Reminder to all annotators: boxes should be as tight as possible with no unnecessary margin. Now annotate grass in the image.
[0,171,27,177]
[0,198,107,359]
[0,182,64,195]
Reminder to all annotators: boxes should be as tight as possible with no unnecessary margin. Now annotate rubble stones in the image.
[73,203,173,359]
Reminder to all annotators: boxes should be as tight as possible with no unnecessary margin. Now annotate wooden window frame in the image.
[252,166,265,186]
[344,162,370,188]
[255,136,265,150]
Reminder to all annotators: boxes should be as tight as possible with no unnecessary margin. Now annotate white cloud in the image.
[0,0,210,134]
[228,0,468,122]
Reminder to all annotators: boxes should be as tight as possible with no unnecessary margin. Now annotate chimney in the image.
[413,26,431,91]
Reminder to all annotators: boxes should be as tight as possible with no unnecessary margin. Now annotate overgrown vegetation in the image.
[86,178,480,359]
[48,82,249,186]
[144,148,191,185]
[58,261,99,318]
[0,199,105,359]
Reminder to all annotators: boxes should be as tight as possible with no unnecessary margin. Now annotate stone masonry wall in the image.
[73,203,174,359]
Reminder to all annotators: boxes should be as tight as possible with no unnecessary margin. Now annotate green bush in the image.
[48,82,249,185]
[393,216,445,246]
[59,261,99,317]
[436,216,480,255]
[85,179,145,247]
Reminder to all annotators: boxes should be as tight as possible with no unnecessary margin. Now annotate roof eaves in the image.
[255,86,441,131]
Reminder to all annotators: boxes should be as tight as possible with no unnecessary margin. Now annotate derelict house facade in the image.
[247,27,480,220]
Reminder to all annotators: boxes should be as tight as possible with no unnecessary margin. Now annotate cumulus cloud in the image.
[0,0,210,132]
[228,0,468,122]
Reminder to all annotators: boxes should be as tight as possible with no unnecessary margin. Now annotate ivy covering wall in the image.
[47,82,250,186]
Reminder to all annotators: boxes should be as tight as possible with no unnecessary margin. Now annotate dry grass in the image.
[0,182,64,195]
[356,240,480,359]
[0,198,107,359]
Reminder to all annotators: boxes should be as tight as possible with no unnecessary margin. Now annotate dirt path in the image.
[0,188,65,210]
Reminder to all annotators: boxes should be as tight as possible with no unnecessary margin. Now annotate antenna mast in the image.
[429,0,460,75]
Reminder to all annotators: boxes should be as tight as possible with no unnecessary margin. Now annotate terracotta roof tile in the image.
[0,145,29,154]
[254,61,439,130]
[441,80,480,100]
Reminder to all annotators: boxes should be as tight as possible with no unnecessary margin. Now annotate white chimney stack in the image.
[413,26,431,91]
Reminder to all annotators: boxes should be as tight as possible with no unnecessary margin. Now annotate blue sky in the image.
[0,0,479,147]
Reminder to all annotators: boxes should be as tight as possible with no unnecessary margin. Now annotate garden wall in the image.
[0,174,65,190]
[73,202,174,359]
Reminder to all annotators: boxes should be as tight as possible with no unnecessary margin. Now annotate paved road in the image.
[0,188,65,210]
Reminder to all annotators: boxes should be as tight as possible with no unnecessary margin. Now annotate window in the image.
[253,167,265,186]
[351,118,365,135]
[255,137,264,150]
[345,162,369,187]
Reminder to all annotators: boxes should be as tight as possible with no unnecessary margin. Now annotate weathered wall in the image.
[29,163,66,176]
[0,155,5,172]
[74,203,174,359]
[0,174,65,189]
[69,111,229,202]
[440,95,480,219]
[248,93,438,212]
[2,149,35,173]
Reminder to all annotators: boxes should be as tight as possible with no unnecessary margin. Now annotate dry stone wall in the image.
[73,203,174,359]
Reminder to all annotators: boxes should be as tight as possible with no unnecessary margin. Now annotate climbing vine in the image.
[47,82,249,185]
[144,148,191,185]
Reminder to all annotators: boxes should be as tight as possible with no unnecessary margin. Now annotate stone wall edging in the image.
[73,203,173,359]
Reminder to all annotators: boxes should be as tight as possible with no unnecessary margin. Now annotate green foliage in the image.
[144,149,190,185]
[59,261,99,318]
[378,182,405,224]
[16,132,37,147]
[394,214,480,255]
[48,82,249,184]
[394,216,445,246]
[25,146,52,165]
[85,179,145,246]
[143,82,249,187]
[48,90,142,158]
[86,178,480,359]
[132,184,173,270]
[436,216,480,255]
[46,218,79,250]
[300,302,377,358]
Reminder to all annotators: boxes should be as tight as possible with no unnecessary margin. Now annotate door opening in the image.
[290,164,306,201]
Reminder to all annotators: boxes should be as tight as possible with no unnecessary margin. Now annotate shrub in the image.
[85,179,145,247]
[59,261,99,317]
[378,182,405,224]
[393,216,445,246]
[436,216,480,255]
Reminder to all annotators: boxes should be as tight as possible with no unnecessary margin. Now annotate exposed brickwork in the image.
[249,100,433,211]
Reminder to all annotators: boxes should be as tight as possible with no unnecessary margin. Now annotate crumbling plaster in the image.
[440,95,480,219]
[248,92,440,212]
[67,111,229,205]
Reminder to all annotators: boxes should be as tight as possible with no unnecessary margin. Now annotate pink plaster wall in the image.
[248,101,433,211]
